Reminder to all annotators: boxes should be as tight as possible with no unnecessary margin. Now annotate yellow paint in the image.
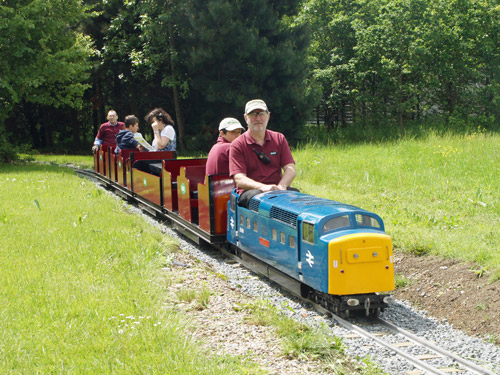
[328,233,394,295]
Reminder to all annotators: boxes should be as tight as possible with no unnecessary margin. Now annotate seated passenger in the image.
[145,108,176,152]
[92,110,125,152]
[115,115,147,154]
[229,99,297,208]
[206,118,244,175]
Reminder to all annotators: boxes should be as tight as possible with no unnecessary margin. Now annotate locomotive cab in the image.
[298,208,394,316]
[299,211,394,296]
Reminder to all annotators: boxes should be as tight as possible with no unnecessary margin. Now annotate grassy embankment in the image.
[294,129,500,280]
[0,162,264,374]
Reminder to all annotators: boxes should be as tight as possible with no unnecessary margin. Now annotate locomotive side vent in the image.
[270,206,298,228]
[290,197,340,206]
[248,199,260,213]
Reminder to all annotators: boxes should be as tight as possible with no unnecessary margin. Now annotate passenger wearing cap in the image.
[229,99,297,207]
[206,117,245,175]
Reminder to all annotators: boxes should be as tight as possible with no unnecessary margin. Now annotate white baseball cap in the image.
[245,99,268,114]
[219,117,245,131]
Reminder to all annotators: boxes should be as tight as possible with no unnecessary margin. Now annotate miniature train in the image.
[93,146,395,317]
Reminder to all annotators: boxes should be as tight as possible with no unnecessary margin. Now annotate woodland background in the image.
[1,0,499,156]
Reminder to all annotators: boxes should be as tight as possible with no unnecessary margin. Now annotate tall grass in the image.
[300,117,499,146]
[0,163,260,374]
[294,130,500,280]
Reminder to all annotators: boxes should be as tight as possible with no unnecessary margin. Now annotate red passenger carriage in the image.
[94,145,234,242]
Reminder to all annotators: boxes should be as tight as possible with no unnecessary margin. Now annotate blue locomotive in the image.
[227,190,394,317]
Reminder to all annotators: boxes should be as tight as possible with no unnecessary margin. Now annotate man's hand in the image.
[92,145,98,153]
[260,184,285,192]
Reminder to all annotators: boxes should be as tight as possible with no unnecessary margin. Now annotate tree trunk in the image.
[167,21,185,151]
[398,73,404,134]
[24,101,41,148]
[72,115,81,149]
[447,81,455,115]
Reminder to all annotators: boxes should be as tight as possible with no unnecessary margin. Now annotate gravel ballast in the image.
[158,220,500,375]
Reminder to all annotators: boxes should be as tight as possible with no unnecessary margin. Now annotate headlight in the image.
[347,298,360,306]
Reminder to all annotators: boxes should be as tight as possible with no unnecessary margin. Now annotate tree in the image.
[297,0,368,129]
[97,0,313,150]
[354,0,430,132]
[0,0,93,148]
[299,0,500,135]
[133,0,189,150]
[170,0,313,146]
[420,0,500,118]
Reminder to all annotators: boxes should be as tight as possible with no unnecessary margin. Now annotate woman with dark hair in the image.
[145,108,176,151]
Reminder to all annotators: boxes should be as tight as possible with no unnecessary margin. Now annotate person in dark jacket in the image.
[115,115,147,154]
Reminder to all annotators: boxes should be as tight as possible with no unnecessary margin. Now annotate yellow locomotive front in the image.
[328,232,394,295]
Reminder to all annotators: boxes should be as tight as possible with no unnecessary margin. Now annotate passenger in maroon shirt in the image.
[229,99,296,206]
[206,118,245,175]
[92,110,125,152]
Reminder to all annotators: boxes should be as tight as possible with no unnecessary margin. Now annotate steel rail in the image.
[376,317,497,375]
[322,308,450,375]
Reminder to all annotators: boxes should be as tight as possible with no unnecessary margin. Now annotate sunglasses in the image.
[247,111,268,119]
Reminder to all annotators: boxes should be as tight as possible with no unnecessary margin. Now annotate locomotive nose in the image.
[328,232,395,295]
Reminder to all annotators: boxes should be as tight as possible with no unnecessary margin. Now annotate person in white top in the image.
[145,108,176,151]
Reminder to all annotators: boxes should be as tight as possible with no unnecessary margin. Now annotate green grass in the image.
[395,274,412,289]
[0,162,261,374]
[293,130,500,280]
[237,300,385,374]
[24,153,95,169]
[176,284,212,309]
[11,128,499,370]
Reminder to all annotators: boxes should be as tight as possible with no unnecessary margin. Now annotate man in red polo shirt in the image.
[229,99,296,207]
[206,117,245,175]
[91,110,125,152]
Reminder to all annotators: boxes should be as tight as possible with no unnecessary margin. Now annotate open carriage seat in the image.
[96,144,116,177]
[177,165,207,224]
[161,158,207,212]
[197,174,236,236]
[116,150,175,187]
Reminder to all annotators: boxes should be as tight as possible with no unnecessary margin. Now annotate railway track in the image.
[313,303,496,375]
[77,167,499,375]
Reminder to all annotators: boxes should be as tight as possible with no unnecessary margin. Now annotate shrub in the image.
[0,136,20,162]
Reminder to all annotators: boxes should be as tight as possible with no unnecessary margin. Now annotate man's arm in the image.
[233,164,295,193]
[233,173,281,192]
[277,163,296,190]
[92,124,104,151]
[92,138,102,152]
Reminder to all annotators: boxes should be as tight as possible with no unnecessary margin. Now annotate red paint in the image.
[259,238,270,247]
